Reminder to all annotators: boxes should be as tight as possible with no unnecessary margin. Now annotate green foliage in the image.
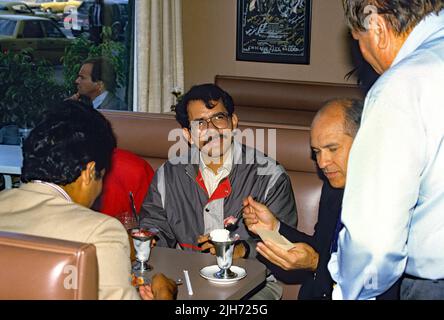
[62,27,127,95]
[170,87,184,112]
[0,49,65,128]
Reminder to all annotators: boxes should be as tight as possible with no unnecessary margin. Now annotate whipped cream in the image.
[210,229,230,242]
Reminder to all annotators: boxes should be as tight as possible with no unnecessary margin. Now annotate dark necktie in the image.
[94,5,101,26]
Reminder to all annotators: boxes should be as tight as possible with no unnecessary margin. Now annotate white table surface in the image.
[0,144,22,175]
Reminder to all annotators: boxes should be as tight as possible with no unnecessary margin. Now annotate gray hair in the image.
[343,99,364,137]
[342,0,444,35]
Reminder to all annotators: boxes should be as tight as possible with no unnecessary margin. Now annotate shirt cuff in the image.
[274,221,281,232]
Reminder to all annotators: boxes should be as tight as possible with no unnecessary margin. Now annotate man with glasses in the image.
[139,83,297,299]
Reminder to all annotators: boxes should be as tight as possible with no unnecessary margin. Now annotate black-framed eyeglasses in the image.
[189,112,231,131]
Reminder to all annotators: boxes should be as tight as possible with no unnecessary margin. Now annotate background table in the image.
[0,145,22,189]
[147,247,266,300]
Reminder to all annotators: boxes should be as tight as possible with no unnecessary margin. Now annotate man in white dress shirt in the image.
[328,0,444,299]
[71,57,127,111]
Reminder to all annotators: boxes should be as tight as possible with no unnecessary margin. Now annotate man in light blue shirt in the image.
[328,1,444,299]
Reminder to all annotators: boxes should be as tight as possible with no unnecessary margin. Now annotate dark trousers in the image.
[401,276,444,300]
[90,26,102,45]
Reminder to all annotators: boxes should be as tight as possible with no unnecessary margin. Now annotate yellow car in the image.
[0,14,73,64]
[39,0,81,13]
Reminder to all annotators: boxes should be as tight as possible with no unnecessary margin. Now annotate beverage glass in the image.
[116,211,138,230]
[129,227,158,285]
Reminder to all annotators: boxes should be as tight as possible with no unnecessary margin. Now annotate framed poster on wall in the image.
[236,0,312,64]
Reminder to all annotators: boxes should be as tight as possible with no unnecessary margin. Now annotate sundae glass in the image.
[209,229,240,279]
[129,227,158,284]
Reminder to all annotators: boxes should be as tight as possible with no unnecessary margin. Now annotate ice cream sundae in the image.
[210,229,231,242]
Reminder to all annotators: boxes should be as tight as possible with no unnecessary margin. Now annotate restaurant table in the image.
[0,145,22,189]
[146,247,267,300]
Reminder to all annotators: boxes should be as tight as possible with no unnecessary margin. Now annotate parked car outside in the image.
[0,1,61,22]
[0,1,35,15]
[38,0,81,13]
[0,14,72,64]
[4,0,42,10]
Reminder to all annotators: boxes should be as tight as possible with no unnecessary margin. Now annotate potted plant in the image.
[0,49,65,140]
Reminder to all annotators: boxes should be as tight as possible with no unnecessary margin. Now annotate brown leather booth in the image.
[103,111,323,299]
[215,75,364,126]
[0,231,99,300]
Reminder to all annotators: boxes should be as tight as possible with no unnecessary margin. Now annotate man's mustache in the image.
[202,134,227,147]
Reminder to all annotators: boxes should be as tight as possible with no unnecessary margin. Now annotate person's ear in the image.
[81,161,96,185]
[96,80,104,91]
[231,113,239,129]
[369,14,389,50]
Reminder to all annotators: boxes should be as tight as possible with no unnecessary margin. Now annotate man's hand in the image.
[197,233,214,254]
[197,234,246,259]
[242,196,278,234]
[138,284,154,300]
[256,241,319,271]
[150,273,177,300]
[65,92,81,101]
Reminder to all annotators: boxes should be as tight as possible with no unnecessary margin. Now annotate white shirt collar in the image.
[392,9,444,67]
[199,143,233,175]
[92,90,109,109]
[31,180,72,202]
[199,144,233,196]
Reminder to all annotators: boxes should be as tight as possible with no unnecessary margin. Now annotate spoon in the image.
[224,204,248,232]
[129,191,139,225]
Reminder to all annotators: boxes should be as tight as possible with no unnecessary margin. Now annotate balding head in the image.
[312,98,363,138]
[310,99,363,188]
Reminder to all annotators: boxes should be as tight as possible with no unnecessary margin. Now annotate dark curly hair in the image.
[21,100,117,185]
[175,83,235,128]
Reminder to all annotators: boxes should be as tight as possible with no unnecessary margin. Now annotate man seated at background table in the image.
[0,101,176,300]
[139,83,297,299]
[69,57,127,111]
[242,98,400,299]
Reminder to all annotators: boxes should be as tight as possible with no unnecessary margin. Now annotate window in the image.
[41,21,65,38]
[0,20,17,36]
[22,21,44,38]
[0,0,133,134]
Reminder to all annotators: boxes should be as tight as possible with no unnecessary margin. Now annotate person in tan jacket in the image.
[0,101,176,300]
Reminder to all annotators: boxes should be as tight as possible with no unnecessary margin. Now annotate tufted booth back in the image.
[215,75,364,126]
